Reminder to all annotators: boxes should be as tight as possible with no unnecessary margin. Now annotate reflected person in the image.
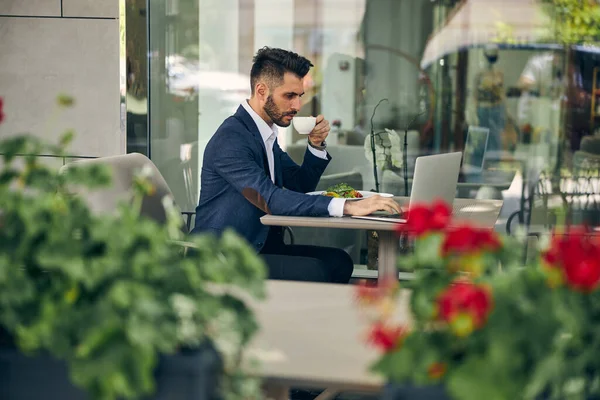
[517,51,565,143]
[473,45,506,152]
[192,47,401,283]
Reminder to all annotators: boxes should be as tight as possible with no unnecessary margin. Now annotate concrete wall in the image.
[0,0,122,167]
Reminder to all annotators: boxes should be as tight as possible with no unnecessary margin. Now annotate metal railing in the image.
[0,153,98,166]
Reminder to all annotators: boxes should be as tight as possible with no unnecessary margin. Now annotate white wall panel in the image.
[0,0,60,17]
[0,18,121,156]
[63,0,119,18]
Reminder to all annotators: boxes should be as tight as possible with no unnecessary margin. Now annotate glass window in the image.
[125,0,150,157]
[144,0,600,261]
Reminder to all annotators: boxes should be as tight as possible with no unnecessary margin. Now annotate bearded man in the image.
[192,47,400,283]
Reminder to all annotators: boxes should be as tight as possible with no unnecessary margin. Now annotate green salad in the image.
[322,183,363,198]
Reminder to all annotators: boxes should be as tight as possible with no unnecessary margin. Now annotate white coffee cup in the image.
[293,116,316,135]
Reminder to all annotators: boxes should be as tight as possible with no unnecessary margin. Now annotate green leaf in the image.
[414,234,444,267]
[59,130,75,147]
[0,133,266,400]
[446,356,517,400]
[57,94,75,108]
[524,354,563,399]
[372,347,416,383]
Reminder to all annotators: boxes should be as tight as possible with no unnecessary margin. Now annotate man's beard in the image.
[264,95,296,127]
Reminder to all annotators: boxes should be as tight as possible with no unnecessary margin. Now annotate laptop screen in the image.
[462,126,490,173]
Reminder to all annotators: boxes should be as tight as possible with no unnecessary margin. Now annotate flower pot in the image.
[381,383,450,400]
[0,342,222,400]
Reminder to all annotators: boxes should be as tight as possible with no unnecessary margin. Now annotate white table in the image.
[261,197,503,283]
[245,280,411,399]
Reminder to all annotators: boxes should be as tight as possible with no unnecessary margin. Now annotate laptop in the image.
[461,126,490,175]
[351,152,463,223]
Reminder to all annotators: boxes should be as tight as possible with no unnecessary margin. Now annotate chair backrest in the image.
[573,151,600,176]
[286,143,369,176]
[579,135,600,156]
[316,171,363,193]
[532,170,600,228]
[61,153,185,230]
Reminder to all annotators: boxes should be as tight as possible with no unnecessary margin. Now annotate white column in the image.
[319,0,366,139]
[197,0,241,192]
[254,0,294,52]
[254,0,295,148]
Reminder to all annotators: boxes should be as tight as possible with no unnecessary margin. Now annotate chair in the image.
[507,168,600,263]
[315,171,363,192]
[61,153,193,232]
[285,143,370,178]
[62,153,294,239]
[573,151,600,173]
[504,162,546,263]
[540,172,599,227]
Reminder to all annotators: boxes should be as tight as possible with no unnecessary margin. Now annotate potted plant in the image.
[356,201,600,400]
[0,96,266,399]
[363,124,404,270]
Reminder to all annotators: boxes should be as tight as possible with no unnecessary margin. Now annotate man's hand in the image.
[343,195,402,216]
[308,115,330,146]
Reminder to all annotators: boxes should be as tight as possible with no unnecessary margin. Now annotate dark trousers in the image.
[259,228,353,284]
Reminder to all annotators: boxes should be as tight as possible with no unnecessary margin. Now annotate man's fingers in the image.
[314,123,329,135]
[386,199,402,214]
[349,196,401,217]
[309,133,326,142]
[373,197,401,214]
[315,118,328,127]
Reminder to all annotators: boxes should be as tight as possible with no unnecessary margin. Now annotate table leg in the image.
[377,230,398,283]
[263,382,289,400]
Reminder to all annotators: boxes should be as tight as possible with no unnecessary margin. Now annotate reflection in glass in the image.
[125,0,149,156]
[144,0,600,255]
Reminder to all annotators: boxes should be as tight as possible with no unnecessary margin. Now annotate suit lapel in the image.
[234,106,271,181]
[273,139,283,188]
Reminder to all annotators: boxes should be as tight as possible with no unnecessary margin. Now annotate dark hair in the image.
[250,47,313,95]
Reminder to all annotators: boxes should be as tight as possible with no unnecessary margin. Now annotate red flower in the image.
[0,97,4,124]
[428,362,447,380]
[565,258,600,292]
[437,281,493,337]
[542,229,600,292]
[367,322,407,352]
[397,200,451,237]
[442,225,501,256]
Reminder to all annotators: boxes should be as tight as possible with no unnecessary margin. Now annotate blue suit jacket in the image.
[191,105,333,251]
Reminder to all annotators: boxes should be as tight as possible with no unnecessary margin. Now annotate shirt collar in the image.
[241,100,277,144]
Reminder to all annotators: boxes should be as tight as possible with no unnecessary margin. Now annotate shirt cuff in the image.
[327,198,346,217]
[307,144,328,160]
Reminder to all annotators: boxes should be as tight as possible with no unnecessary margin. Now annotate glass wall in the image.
[143,0,600,261]
[125,0,150,156]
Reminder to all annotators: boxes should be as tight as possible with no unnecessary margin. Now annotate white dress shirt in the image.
[241,100,345,217]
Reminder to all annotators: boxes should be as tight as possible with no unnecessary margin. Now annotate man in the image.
[473,45,505,152]
[517,51,565,98]
[516,51,565,145]
[192,47,401,283]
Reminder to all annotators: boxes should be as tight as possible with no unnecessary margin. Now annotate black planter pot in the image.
[0,342,222,400]
[381,383,450,400]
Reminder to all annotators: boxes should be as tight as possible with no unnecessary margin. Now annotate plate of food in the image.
[306,183,394,200]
